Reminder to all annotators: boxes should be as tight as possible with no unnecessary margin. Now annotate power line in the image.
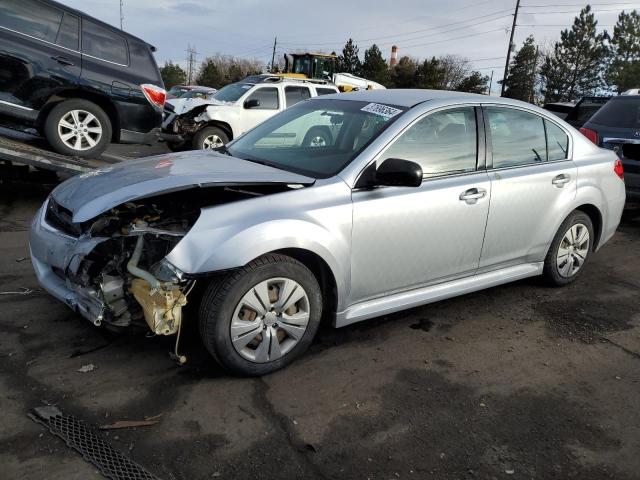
[520,7,640,13]
[401,27,507,49]
[523,2,640,6]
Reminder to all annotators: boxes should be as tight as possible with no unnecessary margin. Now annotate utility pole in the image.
[119,0,124,30]
[530,45,539,103]
[501,0,520,96]
[488,70,494,96]
[270,37,277,73]
[186,45,197,84]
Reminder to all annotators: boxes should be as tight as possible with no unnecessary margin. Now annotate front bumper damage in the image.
[29,200,189,335]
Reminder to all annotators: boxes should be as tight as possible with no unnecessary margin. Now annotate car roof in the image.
[316,89,530,108]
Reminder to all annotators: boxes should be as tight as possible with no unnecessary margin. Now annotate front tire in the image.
[543,211,594,286]
[199,254,322,376]
[44,99,112,157]
[193,126,229,150]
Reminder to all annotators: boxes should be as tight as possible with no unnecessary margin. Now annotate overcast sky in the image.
[58,0,629,94]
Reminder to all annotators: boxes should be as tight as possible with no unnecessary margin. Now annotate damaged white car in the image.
[30,90,625,375]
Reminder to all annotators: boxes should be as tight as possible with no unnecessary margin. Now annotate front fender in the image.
[166,181,353,310]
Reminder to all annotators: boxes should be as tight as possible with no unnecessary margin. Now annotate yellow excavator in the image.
[280,52,385,92]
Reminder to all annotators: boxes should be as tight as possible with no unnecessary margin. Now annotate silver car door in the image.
[349,106,491,305]
[479,105,577,270]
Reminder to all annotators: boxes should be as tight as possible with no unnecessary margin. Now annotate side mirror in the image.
[376,158,423,187]
[244,98,260,109]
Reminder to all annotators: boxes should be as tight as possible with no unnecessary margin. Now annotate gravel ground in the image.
[1,172,639,480]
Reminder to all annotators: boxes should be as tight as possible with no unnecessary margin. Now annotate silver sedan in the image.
[30,89,626,375]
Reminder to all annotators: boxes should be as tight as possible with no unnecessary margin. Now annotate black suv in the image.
[0,0,166,157]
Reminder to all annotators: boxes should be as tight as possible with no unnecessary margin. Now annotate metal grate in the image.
[31,406,161,480]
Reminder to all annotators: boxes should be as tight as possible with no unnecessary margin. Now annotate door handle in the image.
[459,188,487,204]
[51,55,74,66]
[552,174,571,188]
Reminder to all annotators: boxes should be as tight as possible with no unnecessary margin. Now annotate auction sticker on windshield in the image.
[361,103,403,119]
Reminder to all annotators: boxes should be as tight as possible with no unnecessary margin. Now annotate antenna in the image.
[119,0,124,30]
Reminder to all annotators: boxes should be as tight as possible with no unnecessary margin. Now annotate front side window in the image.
[246,87,279,110]
[486,107,547,168]
[545,120,569,161]
[382,107,478,177]
[285,86,311,107]
[56,13,79,50]
[0,0,62,43]
[82,20,128,65]
[228,99,407,178]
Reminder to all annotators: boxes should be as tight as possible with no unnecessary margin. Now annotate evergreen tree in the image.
[456,72,489,94]
[196,58,226,89]
[540,6,609,102]
[390,56,419,88]
[160,61,187,89]
[361,44,390,86]
[607,10,640,92]
[415,57,446,89]
[503,36,538,101]
[337,38,362,75]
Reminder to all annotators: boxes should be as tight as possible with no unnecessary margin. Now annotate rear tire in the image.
[302,126,332,148]
[199,254,322,376]
[192,126,229,150]
[44,99,112,157]
[543,211,594,286]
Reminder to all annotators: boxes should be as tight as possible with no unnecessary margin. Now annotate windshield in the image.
[213,82,254,103]
[589,97,640,129]
[227,99,408,178]
[181,89,214,99]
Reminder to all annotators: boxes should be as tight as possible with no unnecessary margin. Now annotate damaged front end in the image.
[35,193,198,337]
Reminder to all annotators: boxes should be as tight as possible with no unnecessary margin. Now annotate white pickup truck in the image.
[162,76,339,150]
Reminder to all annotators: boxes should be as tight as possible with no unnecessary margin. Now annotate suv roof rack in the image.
[249,75,334,86]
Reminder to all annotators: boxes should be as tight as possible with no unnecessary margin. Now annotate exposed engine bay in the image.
[46,184,297,352]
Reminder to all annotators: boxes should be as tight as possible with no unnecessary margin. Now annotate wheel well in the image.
[37,90,120,142]
[273,248,338,323]
[575,204,603,249]
[207,121,233,141]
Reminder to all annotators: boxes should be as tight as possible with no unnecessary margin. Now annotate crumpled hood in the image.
[51,150,314,222]
[167,97,234,115]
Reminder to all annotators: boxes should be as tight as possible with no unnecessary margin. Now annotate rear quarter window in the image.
[589,98,640,129]
[82,20,128,65]
[0,0,63,43]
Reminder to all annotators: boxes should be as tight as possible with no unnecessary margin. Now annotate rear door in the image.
[0,0,80,117]
[479,105,575,270]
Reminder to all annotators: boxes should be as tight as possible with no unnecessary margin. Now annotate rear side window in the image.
[383,107,478,177]
[486,107,547,168]
[284,86,311,107]
[56,13,79,50]
[545,120,569,161]
[246,87,279,110]
[589,98,640,129]
[0,0,62,43]
[315,87,338,96]
[82,20,128,65]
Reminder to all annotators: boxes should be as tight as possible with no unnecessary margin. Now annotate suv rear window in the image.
[315,87,338,96]
[589,97,640,129]
[82,20,128,65]
[0,0,62,43]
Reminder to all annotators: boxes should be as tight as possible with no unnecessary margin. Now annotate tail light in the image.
[141,84,166,110]
[579,127,599,145]
[614,158,624,179]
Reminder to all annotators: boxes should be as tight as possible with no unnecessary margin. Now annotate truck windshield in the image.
[213,83,254,102]
[227,99,408,178]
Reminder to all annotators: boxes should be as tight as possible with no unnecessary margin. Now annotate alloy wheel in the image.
[309,135,327,147]
[556,223,590,278]
[203,134,224,149]
[230,277,310,363]
[57,110,103,151]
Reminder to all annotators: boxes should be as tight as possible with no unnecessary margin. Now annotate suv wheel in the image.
[193,126,229,150]
[199,254,322,376]
[44,99,112,157]
[543,211,594,286]
[303,126,332,148]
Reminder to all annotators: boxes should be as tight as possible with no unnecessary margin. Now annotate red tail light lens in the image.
[141,84,166,109]
[579,127,599,145]
[614,158,624,179]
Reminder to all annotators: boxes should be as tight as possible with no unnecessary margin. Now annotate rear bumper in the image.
[622,160,640,201]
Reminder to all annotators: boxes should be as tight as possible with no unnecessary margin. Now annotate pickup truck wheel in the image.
[302,127,332,148]
[44,99,112,157]
[193,126,229,150]
[199,254,322,376]
[543,211,594,286]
